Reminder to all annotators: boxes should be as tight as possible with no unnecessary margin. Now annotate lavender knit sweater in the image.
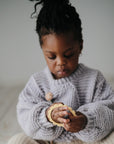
[17,64,114,143]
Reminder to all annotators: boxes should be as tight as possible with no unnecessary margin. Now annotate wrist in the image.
[81,116,87,130]
[76,111,87,130]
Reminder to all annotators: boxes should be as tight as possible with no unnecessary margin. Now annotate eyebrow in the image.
[45,47,74,54]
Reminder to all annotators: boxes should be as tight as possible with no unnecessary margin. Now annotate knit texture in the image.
[7,132,114,144]
[17,64,114,143]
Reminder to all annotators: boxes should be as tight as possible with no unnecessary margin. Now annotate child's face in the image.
[42,33,82,79]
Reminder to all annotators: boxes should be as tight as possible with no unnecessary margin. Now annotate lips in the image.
[57,69,68,76]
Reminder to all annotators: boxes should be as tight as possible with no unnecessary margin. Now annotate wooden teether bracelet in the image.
[47,103,76,127]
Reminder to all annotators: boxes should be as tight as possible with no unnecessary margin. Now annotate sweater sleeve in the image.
[75,72,114,142]
[17,75,63,141]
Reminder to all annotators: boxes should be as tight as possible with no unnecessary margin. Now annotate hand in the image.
[46,103,70,124]
[63,111,87,132]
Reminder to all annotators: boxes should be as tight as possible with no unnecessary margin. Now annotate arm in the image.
[75,72,114,142]
[17,76,63,141]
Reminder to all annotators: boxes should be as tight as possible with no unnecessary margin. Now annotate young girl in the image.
[8,0,114,144]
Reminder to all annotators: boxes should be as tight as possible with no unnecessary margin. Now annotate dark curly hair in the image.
[29,0,83,45]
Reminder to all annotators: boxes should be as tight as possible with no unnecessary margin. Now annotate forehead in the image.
[41,33,76,51]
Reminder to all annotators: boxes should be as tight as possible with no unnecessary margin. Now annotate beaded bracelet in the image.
[47,103,76,127]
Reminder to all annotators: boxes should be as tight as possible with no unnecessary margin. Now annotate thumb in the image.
[68,111,74,119]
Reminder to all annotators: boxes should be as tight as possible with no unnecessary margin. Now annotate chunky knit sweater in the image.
[17,64,114,143]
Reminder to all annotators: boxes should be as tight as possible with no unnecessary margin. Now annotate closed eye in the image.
[48,56,56,60]
[47,53,74,60]
[64,53,74,58]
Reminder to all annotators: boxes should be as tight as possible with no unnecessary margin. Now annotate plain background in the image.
[0,0,114,87]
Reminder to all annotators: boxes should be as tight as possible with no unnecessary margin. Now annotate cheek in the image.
[68,60,78,67]
[74,52,80,62]
[68,55,79,67]
[70,53,79,62]
[47,60,56,70]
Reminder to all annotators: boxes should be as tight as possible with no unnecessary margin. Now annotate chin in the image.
[56,73,71,79]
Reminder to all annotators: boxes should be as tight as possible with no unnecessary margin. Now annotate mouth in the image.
[57,69,69,77]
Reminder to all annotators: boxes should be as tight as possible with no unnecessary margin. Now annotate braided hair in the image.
[29,0,83,45]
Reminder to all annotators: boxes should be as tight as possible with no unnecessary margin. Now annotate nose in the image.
[57,56,67,66]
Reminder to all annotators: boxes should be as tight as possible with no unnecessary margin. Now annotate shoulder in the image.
[82,63,104,76]
[77,63,106,82]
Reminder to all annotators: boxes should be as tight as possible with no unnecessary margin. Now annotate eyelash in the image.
[65,53,74,58]
[48,56,56,60]
[48,54,74,60]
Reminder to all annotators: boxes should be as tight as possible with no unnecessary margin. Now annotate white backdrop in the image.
[0,0,114,86]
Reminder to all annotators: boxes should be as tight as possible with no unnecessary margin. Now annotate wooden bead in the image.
[45,92,53,101]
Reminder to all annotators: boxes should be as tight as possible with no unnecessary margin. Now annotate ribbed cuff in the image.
[74,106,96,142]
[38,106,54,128]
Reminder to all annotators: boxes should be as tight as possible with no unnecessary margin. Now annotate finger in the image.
[63,114,69,119]
[54,106,68,113]
[63,123,71,131]
[51,110,68,119]
[53,111,69,119]
[68,111,74,119]
[57,117,70,124]
[57,111,68,117]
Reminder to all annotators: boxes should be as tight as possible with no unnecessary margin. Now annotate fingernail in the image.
[66,110,71,113]
[63,115,69,119]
